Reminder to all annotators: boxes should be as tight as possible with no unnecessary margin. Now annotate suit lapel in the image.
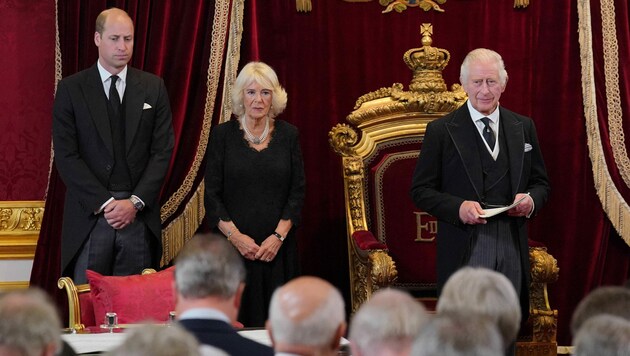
[83,65,113,156]
[124,68,144,153]
[500,108,525,196]
[446,105,484,200]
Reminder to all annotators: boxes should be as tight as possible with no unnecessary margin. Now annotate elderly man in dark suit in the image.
[410,48,550,322]
[175,233,274,356]
[52,7,174,284]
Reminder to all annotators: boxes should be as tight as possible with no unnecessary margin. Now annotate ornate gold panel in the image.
[0,201,44,259]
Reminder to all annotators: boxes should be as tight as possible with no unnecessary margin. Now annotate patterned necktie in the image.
[480,117,495,150]
[109,75,121,117]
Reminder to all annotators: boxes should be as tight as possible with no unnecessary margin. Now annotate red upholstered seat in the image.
[58,267,172,331]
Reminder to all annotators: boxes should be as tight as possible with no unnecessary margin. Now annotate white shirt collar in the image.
[467,100,500,124]
[178,308,231,324]
[97,60,128,85]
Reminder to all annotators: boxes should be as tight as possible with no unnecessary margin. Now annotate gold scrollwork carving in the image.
[380,0,446,13]
[0,206,44,234]
[369,250,398,286]
[329,123,359,156]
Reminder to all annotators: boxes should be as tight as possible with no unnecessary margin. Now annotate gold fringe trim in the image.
[578,0,630,246]
[159,0,232,223]
[47,0,63,201]
[220,0,244,124]
[601,0,629,190]
[160,0,245,264]
[160,181,205,266]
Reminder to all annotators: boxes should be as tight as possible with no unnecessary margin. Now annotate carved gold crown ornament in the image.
[332,23,466,156]
[340,0,530,12]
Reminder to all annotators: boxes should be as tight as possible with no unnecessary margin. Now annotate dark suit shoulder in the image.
[178,319,274,356]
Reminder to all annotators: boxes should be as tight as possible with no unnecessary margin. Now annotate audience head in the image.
[232,61,288,119]
[570,285,630,336]
[0,288,63,356]
[349,288,428,356]
[267,276,346,356]
[436,266,521,350]
[105,323,226,356]
[411,312,503,356]
[573,314,630,356]
[174,232,246,322]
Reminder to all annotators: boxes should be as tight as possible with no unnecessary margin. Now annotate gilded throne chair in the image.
[329,24,559,356]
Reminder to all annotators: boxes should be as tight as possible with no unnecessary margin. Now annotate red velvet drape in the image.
[241,0,630,345]
[30,0,217,316]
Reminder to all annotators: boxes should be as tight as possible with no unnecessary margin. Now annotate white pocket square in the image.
[143,103,152,110]
[524,143,532,152]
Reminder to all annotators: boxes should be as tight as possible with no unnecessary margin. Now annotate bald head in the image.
[268,276,346,352]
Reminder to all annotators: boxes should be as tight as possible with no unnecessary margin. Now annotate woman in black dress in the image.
[204,61,305,326]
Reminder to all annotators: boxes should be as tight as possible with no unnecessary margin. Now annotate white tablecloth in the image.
[62,328,274,354]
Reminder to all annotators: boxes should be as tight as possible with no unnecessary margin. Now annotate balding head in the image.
[267,276,346,354]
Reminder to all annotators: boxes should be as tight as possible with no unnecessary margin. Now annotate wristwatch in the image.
[129,196,144,211]
[272,231,285,242]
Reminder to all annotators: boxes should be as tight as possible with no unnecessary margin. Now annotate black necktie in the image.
[109,75,121,117]
[480,117,495,151]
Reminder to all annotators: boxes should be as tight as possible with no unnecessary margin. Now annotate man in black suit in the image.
[175,233,274,356]
[410,48,550,321]
[52,8,174,284]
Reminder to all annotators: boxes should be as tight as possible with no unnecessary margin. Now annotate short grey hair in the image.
[573,314,630,356]
[350,288,428,356]
[411,312,503,356]
[268,280,345,347]
[436,267,521,348]
[231,61,288,118]
[175,233,246,299]
[105,324,204,356]
[570,286,630,336]
[0,288,62,356]
[460,48,508,86]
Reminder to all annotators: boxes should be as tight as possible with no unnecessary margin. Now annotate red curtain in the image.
[240,0,630,345]
[30,0,219,315]
[23,0,630,345]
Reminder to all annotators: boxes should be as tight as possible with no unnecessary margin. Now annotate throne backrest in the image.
[330,23,466,311]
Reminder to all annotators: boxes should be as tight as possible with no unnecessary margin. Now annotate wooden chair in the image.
[57,268,157,331]
[329,24,559,356]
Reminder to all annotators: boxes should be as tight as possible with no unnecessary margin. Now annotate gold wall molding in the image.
[0,201,44,260]
[0,281,30,291]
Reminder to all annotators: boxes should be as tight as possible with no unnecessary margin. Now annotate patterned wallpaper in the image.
[0,1,56,200]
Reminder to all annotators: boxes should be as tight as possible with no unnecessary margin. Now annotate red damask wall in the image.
[0,1,56,200]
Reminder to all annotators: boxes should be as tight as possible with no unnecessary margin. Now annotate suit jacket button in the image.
[106,165,112,171]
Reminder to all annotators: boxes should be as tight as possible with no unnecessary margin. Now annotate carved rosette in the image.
[329,123,358,157]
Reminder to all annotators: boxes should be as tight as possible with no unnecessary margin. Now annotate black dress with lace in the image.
[204,119,305,326]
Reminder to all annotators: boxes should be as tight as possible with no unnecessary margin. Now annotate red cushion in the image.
[352,230,387,250]
[86,267,175,325]
[78,292,96,327]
